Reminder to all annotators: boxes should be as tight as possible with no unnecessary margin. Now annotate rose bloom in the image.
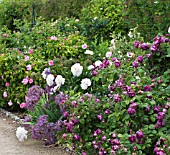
[8,100,13,106]
[82,43,87,49]
[51,36,57,40]
[3,91,8,98]
[24,56,29,61]
[22,78,29,85]
[46,74,54,86]
[84,50,93,55]
[29,49,34,54]
[81,78,91,90]
[5,82,10,87]
[20,102,26,108]
[55,75,65,88]
[105,52,112,58]
[71,63,83,77]
[29,79,33,84]
[26,64,32,70]
[48,60,54,66]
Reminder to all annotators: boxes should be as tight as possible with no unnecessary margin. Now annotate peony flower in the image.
[24,56,29,61]
[85,50,93,55]
[71,63,83,77]
[50,36,57,40]
[5,82,10,87]
[46,74,54,86]
[20,102,26,108]
[80,78,91,90]
[82,43,87,49]
[95,60,102,67]
[8,100,13,106]
[48,60,54,66]
[55,75,65,88]
[26,64,32,71]
[16,126,28,142]
[3,91,8,98]
[106,52,112,58]
[29,78,33,84]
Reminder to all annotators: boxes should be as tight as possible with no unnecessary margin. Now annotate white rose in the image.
[71,63,83,77]
[88,65,95,70]
[80,78,91,90]
[95,60,102,67]
[55,75,65,88]
[46,74,54,86]
[16,127,28,142]
[85,50,94,55]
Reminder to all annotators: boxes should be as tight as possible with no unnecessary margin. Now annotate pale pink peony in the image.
[26,64,32,70]
[5,82,10,87]
[3,91,8,98]
[24,56,29,61]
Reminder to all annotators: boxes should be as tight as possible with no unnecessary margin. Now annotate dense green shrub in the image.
[124,0,170,40]
[79,0,129,42]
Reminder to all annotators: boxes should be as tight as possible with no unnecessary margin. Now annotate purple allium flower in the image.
[92,70,98,76]
[144,85,152,91]
[137,56,143,63]
[38,115,48,126]
[114,60,121,68]
[136,130,144,139]
[132,61,139,68]
[128,107,136,115]
[128,135,137,143]
[140,43,150,50]
[134,40,140,48]
[74,134,80,141]
[113,94,122,103]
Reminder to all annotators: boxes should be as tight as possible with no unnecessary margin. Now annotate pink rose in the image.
[29,78,33,84]
[51,36,57,40]
[3,91,8,98]
[48,60,54,66]
[2,33,8,37]
[82,43,87,49]
[29,49,34,54]
[5,82,10,87]
[24,56,29,61]
[22,78,29,85]
[20,102,26,108]
[26,64,32,70]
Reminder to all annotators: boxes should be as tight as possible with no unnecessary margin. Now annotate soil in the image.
[0,112,69,155]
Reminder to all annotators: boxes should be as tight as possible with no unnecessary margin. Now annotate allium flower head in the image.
[81,78,91,90]
[16,126,28,142]
[71,63,83,77]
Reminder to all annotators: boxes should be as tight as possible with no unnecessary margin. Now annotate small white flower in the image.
[71,63,83,77]
[41,71,47,79]
[105,52,112,58]
[135,76,140,80]
[95,60,102,67]
[55,75,65,88]
[168,27,170,34]
[75,19,79,22]
[94,17,98,20]
[84,50,94,55]
[46,74,54,86]
[111,39,115,45]
[81,78,91,90]
[88,65,95,70]
[128,31,133,38]
[16,127,28,142]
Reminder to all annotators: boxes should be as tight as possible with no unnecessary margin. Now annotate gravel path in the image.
[0,112,69,155]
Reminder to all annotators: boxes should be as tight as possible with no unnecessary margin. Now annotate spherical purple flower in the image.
[103,60,110,67]
[128,135,137,143]
[128,90,136,98]
[144,85,152,92]
[114,61,121,68]
[111,139,120,145]
[151,44,158,52]
[154,105,161,113]
[136,130,144,139]
[156,112,165,120]
[140,43,150,50]
[130,102,137,109]
[132,61,139,68]
[128,107,136,115]
[137,56,143,63]
[134,40,140,48]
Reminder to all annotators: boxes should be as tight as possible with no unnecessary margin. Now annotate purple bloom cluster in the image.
[129,129,144,144]
[26,85,44,110]
[128,102,137,115]
[31,115,63,145]
[154,147,165,155]
[113,94,122,103]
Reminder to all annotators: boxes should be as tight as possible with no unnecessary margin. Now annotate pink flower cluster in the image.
[22,76,33,85]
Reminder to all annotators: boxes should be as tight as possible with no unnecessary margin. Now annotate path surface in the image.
[0,112,69,155]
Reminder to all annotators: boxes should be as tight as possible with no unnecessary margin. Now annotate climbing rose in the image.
[71,63,83,77]
[81,78,91,90]
[55,75,65,88]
